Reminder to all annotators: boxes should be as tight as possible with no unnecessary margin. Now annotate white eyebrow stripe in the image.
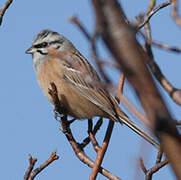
[64,66,81,73]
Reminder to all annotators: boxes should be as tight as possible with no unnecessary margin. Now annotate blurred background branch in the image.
[0,0,13,26]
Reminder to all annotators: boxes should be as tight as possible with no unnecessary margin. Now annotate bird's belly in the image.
[36,58,105,119]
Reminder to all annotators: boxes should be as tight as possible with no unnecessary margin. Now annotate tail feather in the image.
[119,115,160,149]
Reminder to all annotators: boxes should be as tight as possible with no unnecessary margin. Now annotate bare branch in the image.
[140,148,168,180]
[88,119,101,153]
[24,155,37,180]
[0,0,13,26]
[137,1,171,29]
[91,34,111,83]
[171,0,181,27]
[139,31,181,53]
[70,16,111,83]
[91,0,181,178]
[89,73,125,180]
[141,23,181,106]
[115,72,125,103]
[69,16,91,40]
[139,158,148,174]
[156,148,163,164]
[24,152,59,180]
[147,0,156,13]
[146,159,168,180]
[144,42,181,106]
[89,121,115,180]
[151,40,181,53]
[49,82,121,180]
[80,118,103,149]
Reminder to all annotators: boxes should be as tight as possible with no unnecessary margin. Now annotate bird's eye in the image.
[41,42,48,47]
[34,42,48,48]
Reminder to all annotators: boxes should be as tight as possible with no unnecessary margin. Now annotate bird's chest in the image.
[36,58,66,103]
[35,58,105,119]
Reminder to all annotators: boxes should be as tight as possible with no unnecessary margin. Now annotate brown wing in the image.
[61,50,118,117]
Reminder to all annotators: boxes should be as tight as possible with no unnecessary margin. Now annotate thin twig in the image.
[143,17,181,106]
[137,1,171,29]
[151,40,181,53]
[69,16,91,40]
[24,155,37,180]
[28,151,59,180]
[147,0,156,14]
[89,121,114,180]
[171,0,181,27]
[139,158,148,174]
[89,73,124,180]
[142,32,181,106]
[115,72,125,103]
[139,31,181,53]
[70,15,111,83]
[88,119,101,152]
[24,152,59,180]
[91,34,111,83]
[156,148,163,164]
[0,0,13,25]
[80,118,103,149]
[139,149,168,180]
[146,159,168,180]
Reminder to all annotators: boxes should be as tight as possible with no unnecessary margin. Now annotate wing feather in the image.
[62,51,117,117]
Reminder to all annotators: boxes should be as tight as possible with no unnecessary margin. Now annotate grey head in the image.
[26,29,74,72]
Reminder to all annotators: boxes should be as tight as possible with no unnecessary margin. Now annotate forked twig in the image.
[80,118,103,149]
[24,156,37,180]
[141,23,181,106]
[139,149,168,180]
[137,1,171,29]
[49,82,121,180]
[24,152,59,180]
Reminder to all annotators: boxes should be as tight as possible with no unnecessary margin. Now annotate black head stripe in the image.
[34,30,59,42]
[37,50,48,55]
[49,39,64,45]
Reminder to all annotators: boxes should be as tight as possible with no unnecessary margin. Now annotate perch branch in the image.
[49,83,121,180]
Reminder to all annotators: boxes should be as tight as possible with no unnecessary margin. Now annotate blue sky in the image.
[0,0,180,179]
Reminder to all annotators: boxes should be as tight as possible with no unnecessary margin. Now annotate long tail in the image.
[118,115,160,149]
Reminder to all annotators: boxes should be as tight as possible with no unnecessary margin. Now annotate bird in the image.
[26,29,159,149]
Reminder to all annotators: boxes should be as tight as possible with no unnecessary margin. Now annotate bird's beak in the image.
[25,46,35,54]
